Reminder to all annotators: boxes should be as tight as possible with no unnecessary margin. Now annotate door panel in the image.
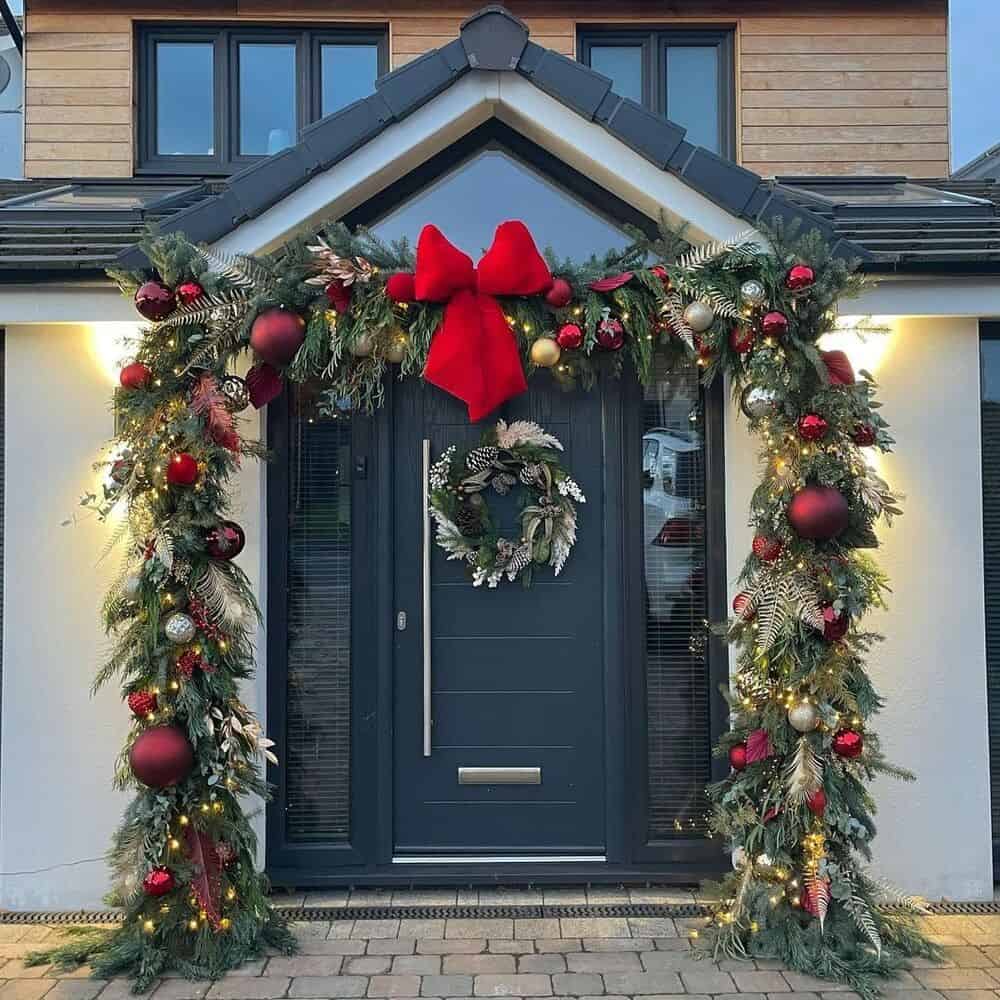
[393,379,613,855]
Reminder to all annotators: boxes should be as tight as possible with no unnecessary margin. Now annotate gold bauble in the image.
[385,331,409,364]
[529,337,561,368]
[349,333,374,357]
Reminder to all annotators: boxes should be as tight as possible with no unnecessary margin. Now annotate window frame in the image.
[578,27,736,160]
[137,24,389,176]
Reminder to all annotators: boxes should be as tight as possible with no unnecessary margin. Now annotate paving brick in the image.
[0,930,27,943]
[914,970,1000,990]
[391,958,440,976]
[586,887,630,904]
[754,962,788,971]
[938,992,999,1000]
[552,973,602,995]
[473,974,552,996]
[344,958,393,976]
[447,923,513,941]
[518,956,565,974]
[783,974,854,993]
[638,952,702,973]
[14,933,54,946]
[477,890,543,907]
[559,919,630,939]
[288,976,368,998]
[602,971,685,994]
[0,949,32,962]
[941,948,991,968]
[35,987,105,1000]
[99,981,156,1000]
[732,972,791,992]
[398,922,445,941]
[715,994,765,1000]
[266,956,343,977]
[0,982,56,1000]
[417,941,486,956]
[368,941,418,956]
[534,941,580,954]
[328,923,357,940]
[884,972,923,989]
[488,941,534,956]
[352,921,403,940]
[391,891,457,907]
[583,938,652,952]
[346,890,393,909]
[291,922,333,940]
[150,982,210,1000]
[681,970,737,994]
[296,940,367,956]
[207,978,291,999]
[443,956,515,975]
[303,891,349,907]
[653,940,691,953]
[542,890,587,905]
[567,953,641,973]
[514,922,560,942]
[420,975,473,997]
[629,920,678,939]
[367,976,423,997]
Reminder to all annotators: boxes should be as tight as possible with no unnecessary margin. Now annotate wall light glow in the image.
[819,316,898,377]
[87,323,142,385]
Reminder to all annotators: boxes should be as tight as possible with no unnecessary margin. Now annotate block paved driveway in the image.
[0,887,992,1000]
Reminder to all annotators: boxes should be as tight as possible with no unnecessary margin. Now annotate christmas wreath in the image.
[428,419,585,587]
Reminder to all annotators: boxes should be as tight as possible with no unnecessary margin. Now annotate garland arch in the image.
[37,216,938,994]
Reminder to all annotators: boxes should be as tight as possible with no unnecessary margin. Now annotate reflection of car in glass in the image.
[643,429,703,622]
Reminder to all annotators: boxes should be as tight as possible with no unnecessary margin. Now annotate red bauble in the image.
[142,867,176,897]
[325,279,352,314]
[797,413,829,441]
[729,743,748,771]
[650,264,671,288]
[822,349,855,386]
[732,591,754,621]
[176,281,204,306]
[596,317,625,351]
[119,362,152,391]
[134,280,176,321]
[249,308,306,367]
[385,272,416,303]
[752,534,783,562]
[853,423,877,447]
[166,452,199,487]
[822,604,850,641]
[729,325,754,354]
[545,277,573,308]
[832,729,864,759]
[127,690,158,718]
[806,787,827,816]
[556,323,584,350]
[785,264,816,291]
[205,520,246,560]
[129,725,194,788]
[761,311,789,338]
[788,484,849,540]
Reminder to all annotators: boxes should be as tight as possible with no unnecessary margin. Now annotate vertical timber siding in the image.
[22,1,949,180]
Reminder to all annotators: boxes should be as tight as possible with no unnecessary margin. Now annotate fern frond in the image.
[194,563,251,632]
[785,736,823,803]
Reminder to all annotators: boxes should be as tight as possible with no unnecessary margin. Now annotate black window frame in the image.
[137,24,389,176]
[578,27,736,160]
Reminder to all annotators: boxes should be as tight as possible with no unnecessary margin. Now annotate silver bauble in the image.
[740,385,779,420]
[349,333,375,357]
[740,279,767,308]
[731,847,748,869]
[123,574,142,601]
[164,612,197,645]
[788,701,820,733]
[683,300,715,333]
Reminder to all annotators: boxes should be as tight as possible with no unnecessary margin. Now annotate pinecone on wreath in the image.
[466,446,498,473]
[519,462,543,486]
[506,543,532,576]
[454,501,484,537]
[492,472,518,495]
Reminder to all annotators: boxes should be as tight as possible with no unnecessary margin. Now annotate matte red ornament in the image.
[588,272,633,292]
[127,690,158,718]
[142,867,176,897]
[166,452,199,487]
[545,277,573,308]
[797,413,829,441]
[761,311,789,338]
[129,725,194,788]
[246,363,283,409]
[822,349,855,386]
[249,308,306,366]
[806,787,827,816]
[729,743,748,771]
[596,316,625,351]
[822,604,850,641]
[205,520,245,560]
[853,423,877,446]
[788,484,849,540]
[729,325,754,354]
[556,323,584,350]
[119,362,152,391]
[785,264,815,291]
[385,272,416,303]
[752,534,783,562]
[176,281,204,306]
[732,591,754,621]
[134,280,176,321]
[325,279,352,314]
[832,728,864,759]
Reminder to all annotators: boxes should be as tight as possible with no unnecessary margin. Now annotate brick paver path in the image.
[0,888,990,1000]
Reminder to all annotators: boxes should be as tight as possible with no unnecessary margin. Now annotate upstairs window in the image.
[139,27,387,174]
[579,29,735,158]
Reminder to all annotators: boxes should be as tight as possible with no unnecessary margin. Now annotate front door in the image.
[392,378,618,857]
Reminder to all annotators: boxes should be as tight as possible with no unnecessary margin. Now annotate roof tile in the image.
[604,98,685,168]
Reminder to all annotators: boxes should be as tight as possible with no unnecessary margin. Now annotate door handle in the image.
[422,438,432,757]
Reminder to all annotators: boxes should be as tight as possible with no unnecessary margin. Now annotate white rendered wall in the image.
[726,315,993,900]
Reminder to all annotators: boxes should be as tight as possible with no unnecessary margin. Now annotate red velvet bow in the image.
[415,221,553,422]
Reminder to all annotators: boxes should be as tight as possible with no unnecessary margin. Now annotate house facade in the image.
[0,0,998,910]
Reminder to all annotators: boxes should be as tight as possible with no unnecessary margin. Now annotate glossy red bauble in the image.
[806,787,827,816]
[729,325,754,354]
[325,279,352,314]
[729,743,748,771]
[545,277,573,308]
[822,349,855,386]
[752,534,783,562]
[832,728,864,759]
[761,311,789,339]
[556,323,584,350]
[386,272,416,303]
[127,690,158,718]
[205,520,246,560]
[853,423,877,446]
[142,866,176,897]
[129,725,194,788]
[732,591,754,621]
[797,413,829,441]
[249,308,306,367]
[166,452,199,487]
[134,280,176,321]
[822,604,850,641]
[596,317,625,351]
[788,484,849,540]
[785,264,816,291]
[119,362,152,391]
[176,281,204,306]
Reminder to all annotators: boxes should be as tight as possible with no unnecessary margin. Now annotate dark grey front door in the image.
[392,379,617,856]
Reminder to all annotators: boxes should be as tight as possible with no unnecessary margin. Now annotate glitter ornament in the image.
[740,279,766,307]
[164,612,197,645]
[556,323,584,350]
[797,413,829,441]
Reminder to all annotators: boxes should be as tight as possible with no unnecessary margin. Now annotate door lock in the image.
[396,611,407,631]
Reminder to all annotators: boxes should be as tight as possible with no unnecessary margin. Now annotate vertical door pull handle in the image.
[422,438,432,757]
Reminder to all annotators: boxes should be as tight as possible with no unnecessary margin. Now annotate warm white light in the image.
[820,316,897,377]
[87,322,142,385]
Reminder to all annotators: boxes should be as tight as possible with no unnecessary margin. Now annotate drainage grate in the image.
[928,900,1000,914]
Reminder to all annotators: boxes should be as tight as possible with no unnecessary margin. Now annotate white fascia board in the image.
[841,276,1000,318]
[0,283,133,323]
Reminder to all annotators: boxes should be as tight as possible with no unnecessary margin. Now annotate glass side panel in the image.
[239,42,297,156]
[285,385,352,843]
[156,42,214,156]
[321,44,380,117]
[666,46,719,154]
[0,185,192,210]
[589,45,644,105]
[642,354,709,838]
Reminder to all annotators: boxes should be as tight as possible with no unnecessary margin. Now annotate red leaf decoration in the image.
[821,349,855,386]
[745,728,774,763]
[191,374,240,453]
[246,363,284,409]
[762,806,781,824]
[588,272,633,292]
[185,826,223,929]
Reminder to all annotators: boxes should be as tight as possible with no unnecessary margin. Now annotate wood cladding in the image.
[23,1,950,181]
